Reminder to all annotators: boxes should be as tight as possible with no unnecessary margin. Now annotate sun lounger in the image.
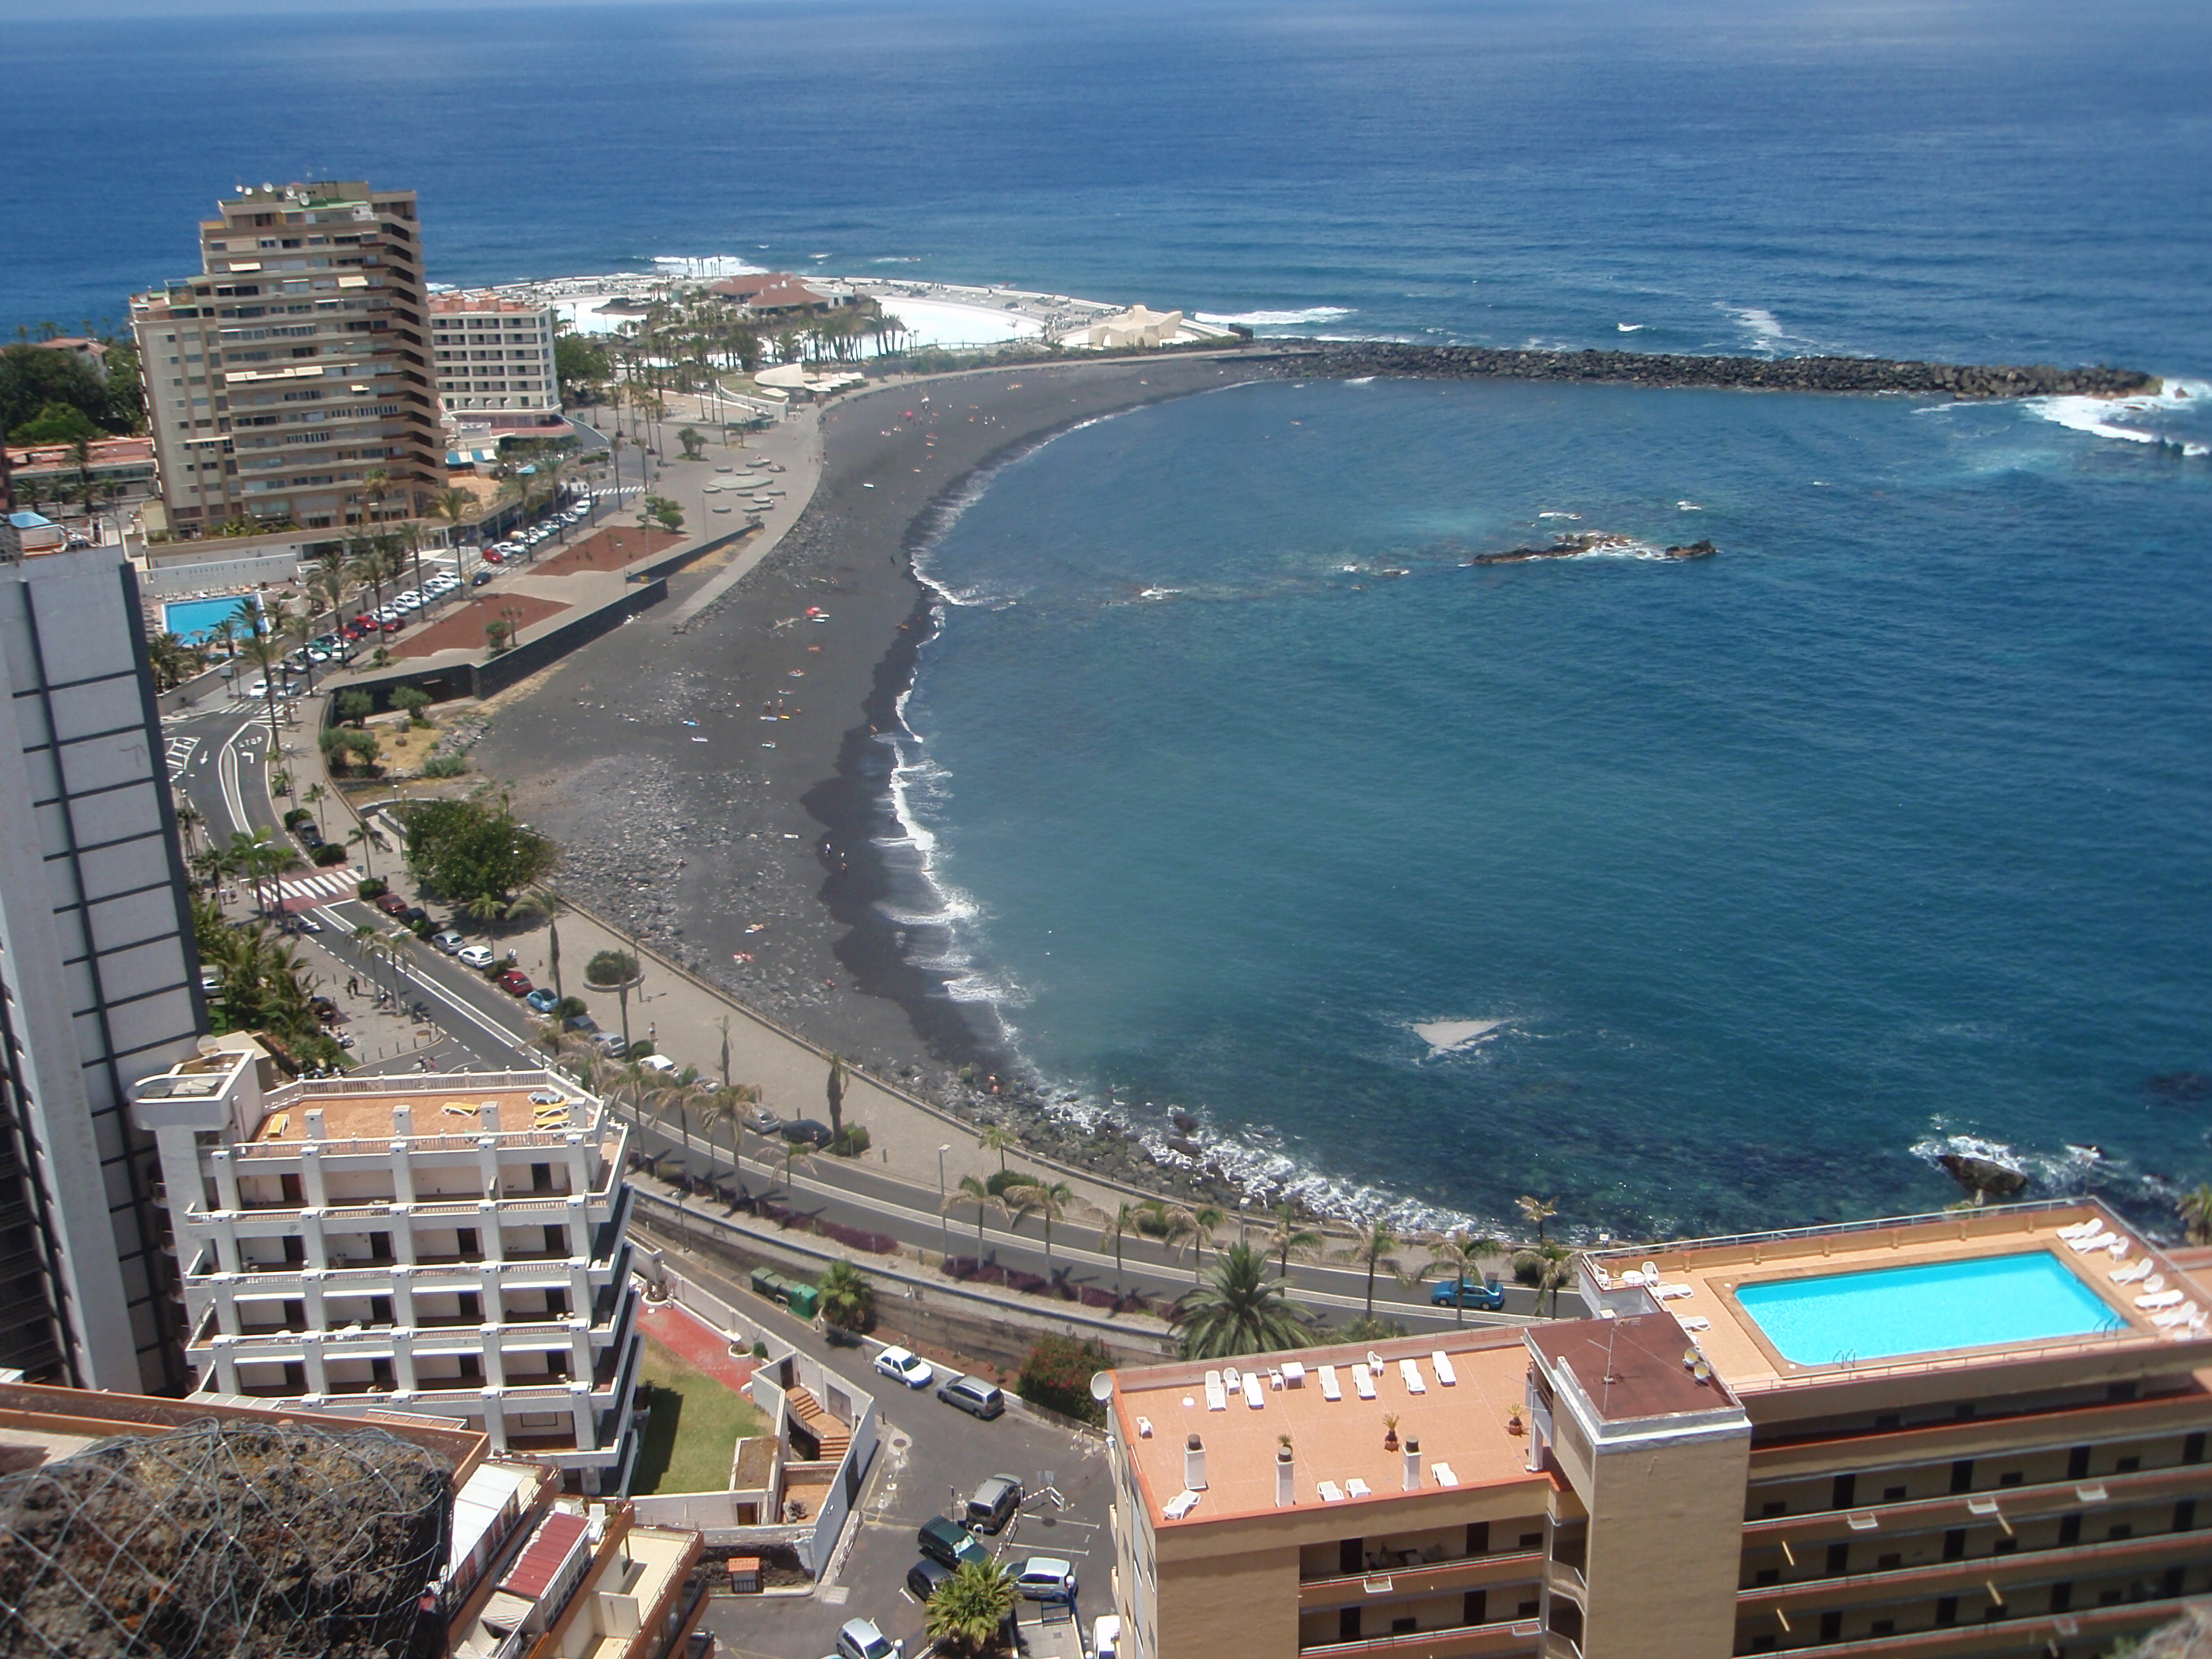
[1319,1365,1342,1401]
[1242,1371,1265,1409]
[2153,1302,2200,1328]
[1677,1315,1712,1332]
[1162,1490,1202,1519]
[1204,1370,1227,1411]
[1655,1283,1695,1300]
[1431,1462,1459,1488]
[2137,1290,2184,1311]
[1354,1368,1377,1400]
[2142,1274,2167,1295]
[1399,1359,1427,1395]
[1431,1352,1457,1386]
[1345,1478,1372,1498]
[2056,1218,2101,1240]
[2068,1229,2116,1253]
[2105,1237,2131,1258]
[2112,1258,2154,1284]
[1317,1481,1345,1503]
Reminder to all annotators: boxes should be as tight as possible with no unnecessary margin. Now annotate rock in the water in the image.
[1939,1151,2029,1197]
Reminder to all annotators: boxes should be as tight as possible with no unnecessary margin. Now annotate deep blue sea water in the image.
[7,0,2208,1233]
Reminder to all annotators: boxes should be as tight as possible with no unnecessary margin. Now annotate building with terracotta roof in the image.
[129,181,443,536]
[129,1040,644,1494]
[1105,1201,2212,1659]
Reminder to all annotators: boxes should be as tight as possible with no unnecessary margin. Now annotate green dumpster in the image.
[784,1281,821,1319]
[750,1267,787,1300]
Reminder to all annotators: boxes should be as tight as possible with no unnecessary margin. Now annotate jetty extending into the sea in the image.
[1266,340,2158,398]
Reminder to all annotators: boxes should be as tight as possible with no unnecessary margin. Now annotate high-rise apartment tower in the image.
[130,182,442,536]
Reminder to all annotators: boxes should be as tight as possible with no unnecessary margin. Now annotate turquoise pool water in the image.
[1736,1252,2125,1366]
[162,593,256,644]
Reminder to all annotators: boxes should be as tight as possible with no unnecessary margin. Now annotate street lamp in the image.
[937,1144,951,1258]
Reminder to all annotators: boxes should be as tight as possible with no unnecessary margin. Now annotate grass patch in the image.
[629,1330,770,1495]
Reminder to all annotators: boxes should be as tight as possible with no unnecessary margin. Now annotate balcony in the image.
[1300,1617,1544,1659]
[1738,1527,2206,1618]
[1300,1553,1548,1610]
[1743,1590,2205,1659]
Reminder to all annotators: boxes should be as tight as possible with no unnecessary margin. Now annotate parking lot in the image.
[685,1264,1113,1659]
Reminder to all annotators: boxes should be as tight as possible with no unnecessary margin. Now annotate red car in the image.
[374,892,409,916]
[480,549,505,565]
[497,968,534,997]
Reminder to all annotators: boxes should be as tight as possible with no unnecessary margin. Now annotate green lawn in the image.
[630,1330,771,1496]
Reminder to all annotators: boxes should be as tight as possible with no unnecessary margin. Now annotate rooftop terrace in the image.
[1113,1330,1545,1528]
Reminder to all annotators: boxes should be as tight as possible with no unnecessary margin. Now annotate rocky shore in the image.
[1265,341,2157,399]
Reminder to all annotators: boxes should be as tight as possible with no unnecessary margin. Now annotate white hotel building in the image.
[430,291,565,434]
[130,1040,641,1494]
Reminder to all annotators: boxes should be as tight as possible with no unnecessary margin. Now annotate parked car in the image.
[497,968,534,996]
[472,571,495,586]
[916,1515,989,1572]
[593,1033,630,1059]
[779,1118,833,1148]
[373,893,410,916]
[456,945,496,969]
[872,1346,933,1390]
[1429,1275,1507,1311]
[1092,1616,1122,1659]
[562,1011,600,1036]
[399,905,430,929]
[965,1473,1023,1534]
[638,1053,680,1076]
[524,987,560,1014]
[833,1618,899,1659]
[430,931,465,955]
[936,1375,1006,1421]
[1015,1557,1077,1601]
[905,1557,954,1605]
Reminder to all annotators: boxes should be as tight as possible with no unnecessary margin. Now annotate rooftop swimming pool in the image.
[163,593,256,644]
[1735,1250,2127,1366]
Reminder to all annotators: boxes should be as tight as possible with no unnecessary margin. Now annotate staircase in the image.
[785,1385,851,1464]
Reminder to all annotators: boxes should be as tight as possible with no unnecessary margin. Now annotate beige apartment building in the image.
[1107,1202,2212,1659]
[129,1040,642,1493]
[431,291,565,433]
[129,180,442,535]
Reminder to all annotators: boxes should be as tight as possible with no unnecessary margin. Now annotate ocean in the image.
[9,0,2207,1234]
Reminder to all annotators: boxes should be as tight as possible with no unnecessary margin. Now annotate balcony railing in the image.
[1742,1589,2205,1659]
[1300,1552,1547,1608]
[1300,1617,1544,1659]
[1738,1526,2206,1616]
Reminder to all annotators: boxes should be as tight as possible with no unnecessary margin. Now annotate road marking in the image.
[164,735,199,779]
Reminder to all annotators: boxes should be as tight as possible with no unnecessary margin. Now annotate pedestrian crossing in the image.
[164,734,199,780]
[274,866,361,909]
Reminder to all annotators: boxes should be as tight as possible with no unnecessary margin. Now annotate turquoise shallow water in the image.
[1736,1252,2124,1366]
[890,377,2212,1236]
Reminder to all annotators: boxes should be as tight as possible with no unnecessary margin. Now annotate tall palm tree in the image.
[1353,1219,1402,1318]
[1425,1229,1507,1326]
[507,885,567,1000]
[1137,1197,1197,1273]
[1532,1240,1575,1318]
[301,783,328,839]
[978,1124,1016,1174]
[346,535,390,619]
[1189,1204,1225,1283]
[1006,1177,1075,1280]
[1172,1242,1315,1362]
[944,1172,1002,1253]
[1099,1202,1141,1290]
[1267,1202,1323,1283]
[427,485,476,551]
[346,823,378,878]
[1516,1195,1559,1244]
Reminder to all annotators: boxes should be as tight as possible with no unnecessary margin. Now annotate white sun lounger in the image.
[1345,1477,1372,1498]
[2153,1302,2200,1328]
[2068,1229,2117,1253]
[1431,1462,1459,1488]
[1431,1352,1457,1386]
[2137,1289,2185,1311]
[1319,1365,1342,1401]
[2112,1258,2154,1284]
[1655,1283,1696,1300]
[1204,1370,1227,1411]
[1677,1315,1713,1332]
[1353,1368,1377,1400]
[2105,1237,2131,1258]
[1400,1359,1427,1395]
[1318,1481,1345,1503]
[1242,1371,1265,1409]
[1162,1490,1202,1520]
[2056,1218,2102,1240]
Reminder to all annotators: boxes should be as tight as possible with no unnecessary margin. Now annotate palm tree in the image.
[1426,1229,1507,1326]
[1532,1240,1575,1317]
[1005,1176,1076,1280]
[944,1172,1003,1253]
[346,822,378,878]
[508,885,567,1000]
[1267,1202,1322,1282]
[1353,1219,1402,1319]
[1172,1242,1315,1361]
[279,598,323,694]
[427,485,476,553]
[826,1052,847,1147]
[300,782,328,840]
[978,1124,1017,1174]
[225,826,300,917]
[1099,1202,1141,1290]
[2178,1183,2212,1248]
[777,1132,815,1204]
[1137,1197,1197,1274]
[817,1258,873,1331]
[1186,1203,1227,1282]
[924,1557,1018,1658]
[1516,1194,1559,1244]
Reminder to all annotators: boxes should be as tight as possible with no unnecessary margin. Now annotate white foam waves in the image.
[2026,377,2209,457]
[1195,306,1354,329]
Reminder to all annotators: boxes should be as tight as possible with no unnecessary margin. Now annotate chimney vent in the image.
[1185,1433,1208,1490]
[1275,1443,1294,1507]
[1403,1436,1422,1492]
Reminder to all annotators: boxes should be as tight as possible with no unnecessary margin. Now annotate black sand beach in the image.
[472,352,1261,1100]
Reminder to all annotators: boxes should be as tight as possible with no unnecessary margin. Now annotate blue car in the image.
[1430,1275,1507,1311]
[524,987,560,1015]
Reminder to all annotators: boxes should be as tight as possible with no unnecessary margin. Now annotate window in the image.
[1882,1486,1906,1502]
[2058,1515,2081,1546]
[1933,1597,1957,1626]
[1825,1542,1848,1575]
[1754,1568,1779,1586]
[2068,1446,2092,1480]
[1818,1612,1841,1642]
[1465,1522,1489,1555]
[1761,1501,1786,1517]
[2114,1456,2140,1474]
[1875,1553,1900,1571]
[1950,1459,1975,1494]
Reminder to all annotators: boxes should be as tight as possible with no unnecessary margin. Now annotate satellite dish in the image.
[1088,1372,1114,1403]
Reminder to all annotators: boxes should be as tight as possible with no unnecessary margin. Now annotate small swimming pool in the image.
[163,592,261,644]
[1736,1251,2125,1366]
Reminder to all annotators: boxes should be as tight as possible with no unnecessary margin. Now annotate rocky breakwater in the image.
[1469,531,1717,565]
[1275,342,2158,399]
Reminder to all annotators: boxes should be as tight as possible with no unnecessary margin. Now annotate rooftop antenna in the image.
[1600,1317,1623,1413]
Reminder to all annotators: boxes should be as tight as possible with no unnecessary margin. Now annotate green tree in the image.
[817,1259,873,1332]
[1353,1219,1402,1318]
[1004,1176,1076,1281]
[1267,1202,1323,1282]
[554,333,612,403]
[1425,1229,1507,1326]
[1531,1240,1575,1317]
[1516,1194,1559,1243]
[1017,1334,1113,1425]
[825,1052,847,1145]
[923,1557,1018,1658]
[1172,1242,1315,1361]
[1099,1202,1140,1290]
[391,685,432,726]
[2178,1183,2212,1247]
[508,886,568,1000]
[1188,1203,1226,1282]
[9,401,101,444]
[401,796,558,911]
[943,1172,1004,1252]
[676,425,705,460]
[336,689,373,726]
[978,1124,1016,1173]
